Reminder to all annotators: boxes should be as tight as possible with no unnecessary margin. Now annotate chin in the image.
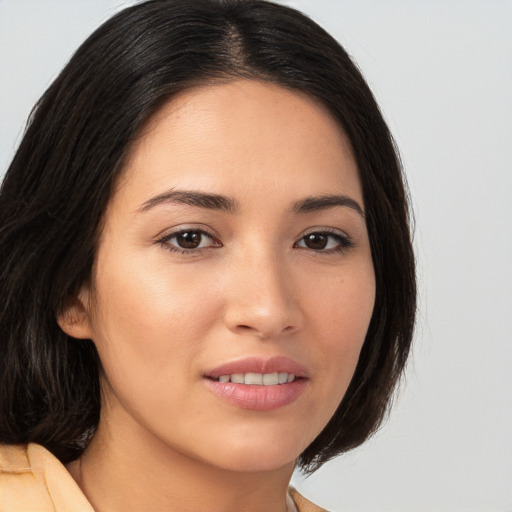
[197,431,307,473]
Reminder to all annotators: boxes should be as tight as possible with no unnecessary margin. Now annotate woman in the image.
[0,1,416,511]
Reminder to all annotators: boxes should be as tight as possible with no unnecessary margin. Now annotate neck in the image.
[67,402,295,512]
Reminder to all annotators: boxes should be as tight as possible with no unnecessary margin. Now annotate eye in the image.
[158,229,221,253]
[295,231,354,252]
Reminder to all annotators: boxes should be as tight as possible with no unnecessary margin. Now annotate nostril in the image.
[235,323,297,337]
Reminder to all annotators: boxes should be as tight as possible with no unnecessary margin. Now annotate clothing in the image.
[0,443,327,512]
[288,487,328,512]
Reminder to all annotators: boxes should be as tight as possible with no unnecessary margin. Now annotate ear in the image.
[57,286,94,340]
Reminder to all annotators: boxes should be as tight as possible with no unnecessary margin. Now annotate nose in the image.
[222,248,303,340]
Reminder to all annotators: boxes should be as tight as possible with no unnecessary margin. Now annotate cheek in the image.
[305,263,375,384]
[280,263,375,449]
[87,253,223,384]
[86,257,224,433]
[94,249,218,328]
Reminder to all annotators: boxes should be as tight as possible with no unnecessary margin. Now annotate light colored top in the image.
[0,443,327,512]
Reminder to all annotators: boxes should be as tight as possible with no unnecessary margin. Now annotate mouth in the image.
[203,356,308,411]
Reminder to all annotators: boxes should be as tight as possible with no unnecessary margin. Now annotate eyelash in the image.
[157,228,354,255]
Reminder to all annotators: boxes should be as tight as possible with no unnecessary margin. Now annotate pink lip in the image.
[204,356,308,411]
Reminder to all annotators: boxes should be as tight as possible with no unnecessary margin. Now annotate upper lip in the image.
[205,356,308,379]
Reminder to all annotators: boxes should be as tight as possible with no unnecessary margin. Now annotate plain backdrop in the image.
[1,1,511,511]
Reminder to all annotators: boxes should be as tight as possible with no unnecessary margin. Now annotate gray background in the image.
[1,1,511,510]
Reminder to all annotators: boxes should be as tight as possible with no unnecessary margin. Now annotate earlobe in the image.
[57,287,94,340]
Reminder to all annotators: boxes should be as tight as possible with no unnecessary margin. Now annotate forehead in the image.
[117,79,361,209]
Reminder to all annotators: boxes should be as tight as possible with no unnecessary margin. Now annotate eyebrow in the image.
[292,195,365,218]
[139,189,364,218]
[139,189,239,213]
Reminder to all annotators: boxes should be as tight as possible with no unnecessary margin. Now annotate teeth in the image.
[262,372,278,385]
[216,372,297,385]
[245,372,262,385]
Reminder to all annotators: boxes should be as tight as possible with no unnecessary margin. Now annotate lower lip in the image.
[204,379,307,411]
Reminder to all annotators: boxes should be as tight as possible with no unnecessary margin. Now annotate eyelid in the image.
[300,226,349,237]
[155,223,221,241]
[299,226,353,242]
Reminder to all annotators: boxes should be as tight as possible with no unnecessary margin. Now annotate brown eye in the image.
[303,233,328,250]
[295,231,354,252]
[160,229,220,252]
[175,231,204,249]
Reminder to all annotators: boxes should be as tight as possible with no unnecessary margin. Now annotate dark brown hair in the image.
[0,0,415,472]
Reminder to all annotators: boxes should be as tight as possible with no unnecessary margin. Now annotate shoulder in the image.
[289,486,331,512]
[0,443,94,512]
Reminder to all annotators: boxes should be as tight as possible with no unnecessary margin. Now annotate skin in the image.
[61,80,376,512]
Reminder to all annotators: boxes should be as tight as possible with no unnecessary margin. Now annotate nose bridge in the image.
[223,241,301,338]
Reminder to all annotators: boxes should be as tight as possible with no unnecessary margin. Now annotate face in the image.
[69,80,375,473]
